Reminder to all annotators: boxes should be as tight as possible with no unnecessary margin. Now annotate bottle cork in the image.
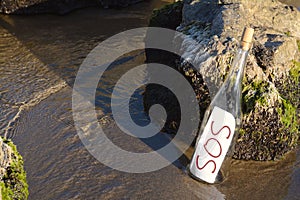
[240,27,254,51]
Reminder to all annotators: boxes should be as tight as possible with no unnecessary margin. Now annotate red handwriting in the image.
[204,138,222,158]
[196,155,216,173]
[196,120,232,174]
[210,121,231,139]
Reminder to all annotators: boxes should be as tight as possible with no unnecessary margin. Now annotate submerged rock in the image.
[0,0,144,14]
[145,0,299,160]
[0,138,28,199]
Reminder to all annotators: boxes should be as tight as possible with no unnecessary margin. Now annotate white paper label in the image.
[189,106,236,183]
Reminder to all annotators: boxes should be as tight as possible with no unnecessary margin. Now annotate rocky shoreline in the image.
[145,0,300,161]
[0,0,144,14]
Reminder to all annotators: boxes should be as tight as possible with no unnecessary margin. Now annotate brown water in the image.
[0,0,299,199]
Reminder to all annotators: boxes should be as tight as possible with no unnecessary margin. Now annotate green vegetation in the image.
[0,182,14,200]
[151,1,182,20]
[238,67,299,157]
[277,98,298,143]
[149,1,183,29]
[284,60,300,144]
[284,31,291,37]
[242,80,270,113]
[239,128,246,136]
[290,61,300,84]
[1,139,28,200]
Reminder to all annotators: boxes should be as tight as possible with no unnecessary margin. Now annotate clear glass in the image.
[209,48,248,129]
[188,47,249,184]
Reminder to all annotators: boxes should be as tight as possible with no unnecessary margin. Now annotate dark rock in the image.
[144,1,185,134]
[149,1,183,29]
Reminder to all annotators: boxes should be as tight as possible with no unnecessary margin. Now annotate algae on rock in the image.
[178,0,300,160]
[0,138,28,200]
[145,0,299,161]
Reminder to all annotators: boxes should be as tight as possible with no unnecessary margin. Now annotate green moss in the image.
[284,31,291,37]
[1,182,14,200]
[149,1,183,29]
[290,61,300,84]
[297,40,300,51]
[239,128,246,136]
[277,98,298,142]
[1,138,28,200]
[242,80,270,113]
[151,1,182,17]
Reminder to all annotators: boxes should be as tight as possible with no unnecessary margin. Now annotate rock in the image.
[149,1,183,29]
[0,138,12,179]
[144,1,185,135]
[145,0,300,160]
[0,0,144,14]
[0,138,28,199]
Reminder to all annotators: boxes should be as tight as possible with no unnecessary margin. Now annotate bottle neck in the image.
[211,48,249,117]
[225,48,249,90]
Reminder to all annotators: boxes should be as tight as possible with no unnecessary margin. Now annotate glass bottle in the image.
[188,27,254,184]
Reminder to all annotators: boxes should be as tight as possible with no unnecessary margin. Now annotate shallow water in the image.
[0,0,299,199]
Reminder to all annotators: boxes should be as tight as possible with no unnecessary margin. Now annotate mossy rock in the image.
[144,0,300,161]
[1,139,28,200]
[146,1,183,65]
[234,76,299,160]
[145,1,193,135]
[149,1,183,29]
